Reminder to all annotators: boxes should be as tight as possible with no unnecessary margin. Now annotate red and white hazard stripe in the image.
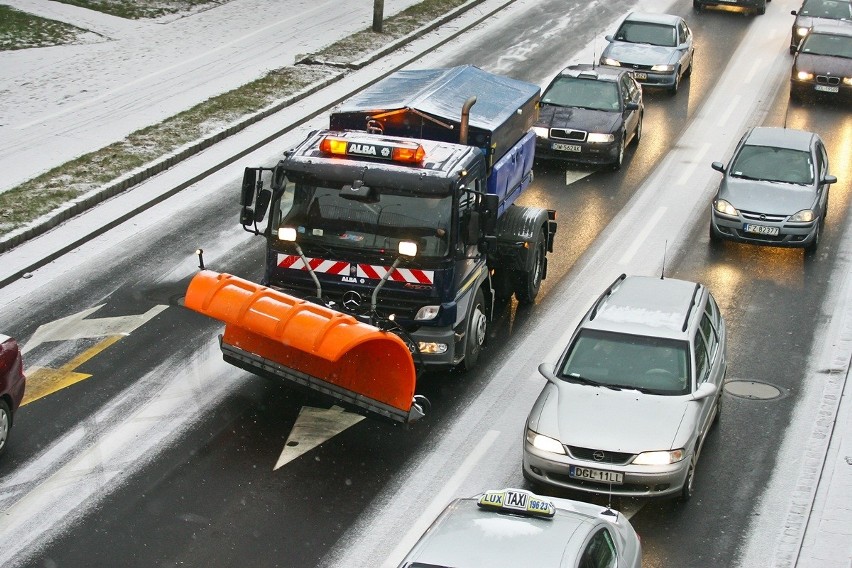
[277,254,434,284]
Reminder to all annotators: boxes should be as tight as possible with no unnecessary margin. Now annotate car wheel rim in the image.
[0,409,8,450]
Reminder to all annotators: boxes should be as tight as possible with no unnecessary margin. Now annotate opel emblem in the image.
[342,291,362,311]
[593,450,605,462]
[760,214,767,221]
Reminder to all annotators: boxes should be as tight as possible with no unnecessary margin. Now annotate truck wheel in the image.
[0,400,11,456]
[462,288,487,371]
[514,229,546,305]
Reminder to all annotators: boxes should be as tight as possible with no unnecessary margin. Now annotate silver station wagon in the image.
[523,275,727,501]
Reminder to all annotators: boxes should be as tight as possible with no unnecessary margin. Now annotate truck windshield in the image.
[275,182,452,258]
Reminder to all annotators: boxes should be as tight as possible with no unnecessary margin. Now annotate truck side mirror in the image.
[241,167,259,206]
[481,194,499,235]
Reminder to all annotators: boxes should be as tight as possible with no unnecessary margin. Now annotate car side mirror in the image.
[791,10,798,15]
[605,34,614,42]
[692,381,717,401]
[823,174,837,185]
[625,101,640,111]
[711,161,726,173]
[538,363,561,386]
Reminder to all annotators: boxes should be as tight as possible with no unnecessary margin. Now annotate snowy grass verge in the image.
[0,0,469,238]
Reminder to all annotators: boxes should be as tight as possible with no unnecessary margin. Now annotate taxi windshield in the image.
[275,181,452,258]
[560,329,690,395]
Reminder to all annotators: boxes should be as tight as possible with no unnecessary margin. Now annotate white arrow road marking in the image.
[23,304,168,354]
[274,405,365,471]
[566,169,593,186]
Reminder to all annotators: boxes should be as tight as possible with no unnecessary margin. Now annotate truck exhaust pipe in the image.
[459,96,477,145]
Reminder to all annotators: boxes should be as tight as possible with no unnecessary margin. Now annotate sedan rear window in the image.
[560,329,690,395]
[730,145,814,184]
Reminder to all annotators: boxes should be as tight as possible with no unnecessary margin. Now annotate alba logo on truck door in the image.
[276,254,434,284]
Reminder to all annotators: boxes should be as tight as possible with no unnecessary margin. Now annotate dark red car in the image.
[0,334,26,456]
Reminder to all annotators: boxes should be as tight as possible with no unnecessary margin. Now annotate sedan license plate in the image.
[569,466,624,485]
[815,85,839,93]
[633,72,647,80]
[552,142,581,153]
[744,223,780,236]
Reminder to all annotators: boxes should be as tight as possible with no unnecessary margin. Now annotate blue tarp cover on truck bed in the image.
[329,65,540,166]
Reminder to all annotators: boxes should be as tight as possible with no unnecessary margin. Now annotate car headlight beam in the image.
[796,26,809,37]
[533,126,550,139]
[633,449,685,465]
[789,209,815,223]
[601,57,621,67]
[587,132,616,143]
[526,429,566,455]
[714,199,739,216]
[651,64,675,72]
[797,71,814,81]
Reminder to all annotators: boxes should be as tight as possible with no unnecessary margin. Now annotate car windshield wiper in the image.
[730,173,773,182]
[607,383,652,393]
[565,372,605,387]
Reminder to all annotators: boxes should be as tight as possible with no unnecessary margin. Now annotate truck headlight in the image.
[417,342,447,354]
[714,199,738,216]
[601,57,621,67]
[587,132,615,143]
[633,449,684,465]
[789,209,815,222]
[526,429,566,455]
[414,305,440,320]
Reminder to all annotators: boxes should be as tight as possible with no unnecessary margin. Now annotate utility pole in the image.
[372,0,384,32]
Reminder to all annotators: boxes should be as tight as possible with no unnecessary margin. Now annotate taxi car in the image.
[523,275,726,501]
[1,334,26,456]
[599,12,694,93]
[790,22,852,102]
[396,488,642,568]
[709,127,836,253]
[533,65,643,169]
[790,0,852,53]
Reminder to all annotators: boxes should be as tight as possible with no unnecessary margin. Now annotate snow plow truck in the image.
[185,65,557,424]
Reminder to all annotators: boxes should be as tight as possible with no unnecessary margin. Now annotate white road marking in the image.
[715,94,741,129]
[675,143,712,187]
[617,206,667,266]
[274,406,365,470]
[22,304,168,354]
[565,169,593,186]
[381,430,501,568]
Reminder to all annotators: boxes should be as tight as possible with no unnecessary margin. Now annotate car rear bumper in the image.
[711,212,819,248]
[523,444,689,498]
[696,0,765,8]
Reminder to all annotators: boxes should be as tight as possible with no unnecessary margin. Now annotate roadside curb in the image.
[0,0,491,256]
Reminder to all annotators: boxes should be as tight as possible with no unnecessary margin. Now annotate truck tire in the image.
[514,228,546,305]
[462,288,487,371]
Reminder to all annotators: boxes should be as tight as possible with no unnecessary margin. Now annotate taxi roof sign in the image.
[476,488,556,518]
[319,135,425,164]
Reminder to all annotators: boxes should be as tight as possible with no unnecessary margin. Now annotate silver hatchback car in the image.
[709,126,836,254]
[523,274,726,501]
[397,488,642,568]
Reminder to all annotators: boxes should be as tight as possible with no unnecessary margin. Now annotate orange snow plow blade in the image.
[185,270,424,423]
